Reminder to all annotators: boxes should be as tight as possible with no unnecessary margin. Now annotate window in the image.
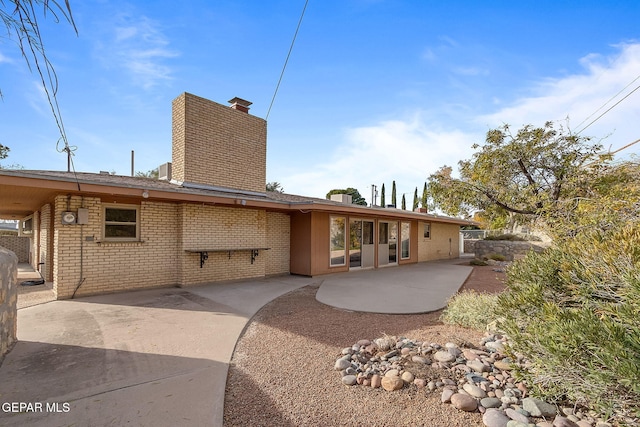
[401,222,410,259]
[20,216,33,235]
[329,216,346,266]
[103,205,139,241]
[423,223,431,239]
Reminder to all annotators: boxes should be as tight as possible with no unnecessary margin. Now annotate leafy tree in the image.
[412,187,419,211]
[0,144,8,160]
[380,183,386,207]
[401,194,406,210]
[136,169,159,179]
[428,122,605,226]
[391,180,397,207]
[326,188,367,206]
[1,1,77,151]
[266,181,284,192]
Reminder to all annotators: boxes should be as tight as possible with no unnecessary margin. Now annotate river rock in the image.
[480,397,502,409]
[505,408,530,424]
[441,388,455,403]
[341,375,357,386]
[522,397,557,418]
[468,359,489,373]
[370,374,381,388]
[463,383,487,398]
[401,371,414,383]
[451,393,478,412]
[483,408,511,427]
[552,416,579,427]
[381,376,404,391]
[334,358,351,370]
[434,350,456,363]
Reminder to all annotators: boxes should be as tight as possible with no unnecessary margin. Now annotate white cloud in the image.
[281,42,640,203]
[100,14,179,89]
[479,42,640,153]
[283,115,478,203]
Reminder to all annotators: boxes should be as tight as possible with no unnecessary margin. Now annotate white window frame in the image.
[103,204,140,241]
[401,221,411,260]
[20,215,34,236]
[423,222,431,239]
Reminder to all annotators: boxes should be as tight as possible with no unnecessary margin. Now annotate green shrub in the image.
[441,290,500,331]
[487,253,506,261]
[497,226,640,423]
[469,258,488,266]
[484,233,526,241]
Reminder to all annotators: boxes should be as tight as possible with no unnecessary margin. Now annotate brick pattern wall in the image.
[0,247,18,361]
[172,93,267,193]
[39,204,51,280]
[54,196,180,299]
[417,222,460,261]
[0,236,29,262]
[178,204,268,286]
[265,212,290,276]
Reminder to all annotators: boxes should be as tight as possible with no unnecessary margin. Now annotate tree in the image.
[266,181,284,192]
[401,194,406,210]
[326,188,367,206]
[427,122,605,225]
[136,169,159,179]
[391,180,397,207]
[412,187,418,211]
[1,1,77,151]
[0,144,8,160]
[421,182,428,209]
[380,183,386,207]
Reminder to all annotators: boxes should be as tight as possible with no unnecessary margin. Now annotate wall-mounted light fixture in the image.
[142,190,149,199]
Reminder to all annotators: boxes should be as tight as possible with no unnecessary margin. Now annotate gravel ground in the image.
[224,263,507,427]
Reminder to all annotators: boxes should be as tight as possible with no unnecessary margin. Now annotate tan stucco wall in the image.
[265,212,290,276]
[417,222,460,261]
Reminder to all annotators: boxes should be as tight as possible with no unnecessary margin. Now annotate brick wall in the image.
[0,236,29,262]
[178,204,268,286]
[417,222,460,261]
[265,212,290,276]
[0,246,17,362]
[54,196,180,299]
[172,93,267,194]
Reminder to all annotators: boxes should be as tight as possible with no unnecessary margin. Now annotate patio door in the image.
[378,221,398,266]
[350,219,374,269]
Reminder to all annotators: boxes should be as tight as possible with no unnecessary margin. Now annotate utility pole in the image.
[371,184,378,207]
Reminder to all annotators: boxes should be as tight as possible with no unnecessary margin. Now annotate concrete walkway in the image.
[0,260,471,426]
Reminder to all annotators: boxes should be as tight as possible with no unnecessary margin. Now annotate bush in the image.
[497,226,640,423]
[487,253,506,262]
[469,258,487,266]
[441,290,500,331]
[484,233,526,241]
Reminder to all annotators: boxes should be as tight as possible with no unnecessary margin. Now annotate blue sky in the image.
[2,0,640,204]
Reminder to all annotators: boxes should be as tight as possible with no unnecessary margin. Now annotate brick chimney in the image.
[171,93,266,193]
[228,97,252,113]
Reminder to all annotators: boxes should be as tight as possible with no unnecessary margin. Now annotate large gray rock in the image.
[522,397,557,418]
[434,350,456,363]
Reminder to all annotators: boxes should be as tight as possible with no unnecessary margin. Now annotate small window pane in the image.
[330,217,346,266]
[401,222,410,259]
[106,208,136,222]
[424,223,431,239]
[105,225,137,238]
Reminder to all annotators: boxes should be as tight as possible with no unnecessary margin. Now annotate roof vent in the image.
[228,97,252,113]
[330,194,353,204]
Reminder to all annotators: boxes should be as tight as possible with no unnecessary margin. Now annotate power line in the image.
[574,72,640,132]
[576,82,640,134]
[266,0,309,120]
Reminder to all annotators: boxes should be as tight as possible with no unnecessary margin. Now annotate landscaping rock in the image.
[381,376,404,391]
[483,408,511,427]
[523,397,557,418]
[451,393,478,412]
[341,375,357,386]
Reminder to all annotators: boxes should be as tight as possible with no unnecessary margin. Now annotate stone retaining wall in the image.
[0,246,18,363]
[474,240,546,261]
[463,239,478,254]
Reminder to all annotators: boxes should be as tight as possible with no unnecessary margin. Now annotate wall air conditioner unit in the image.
[61,211,77,225]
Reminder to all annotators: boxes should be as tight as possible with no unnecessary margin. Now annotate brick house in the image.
[0,93,472,299]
